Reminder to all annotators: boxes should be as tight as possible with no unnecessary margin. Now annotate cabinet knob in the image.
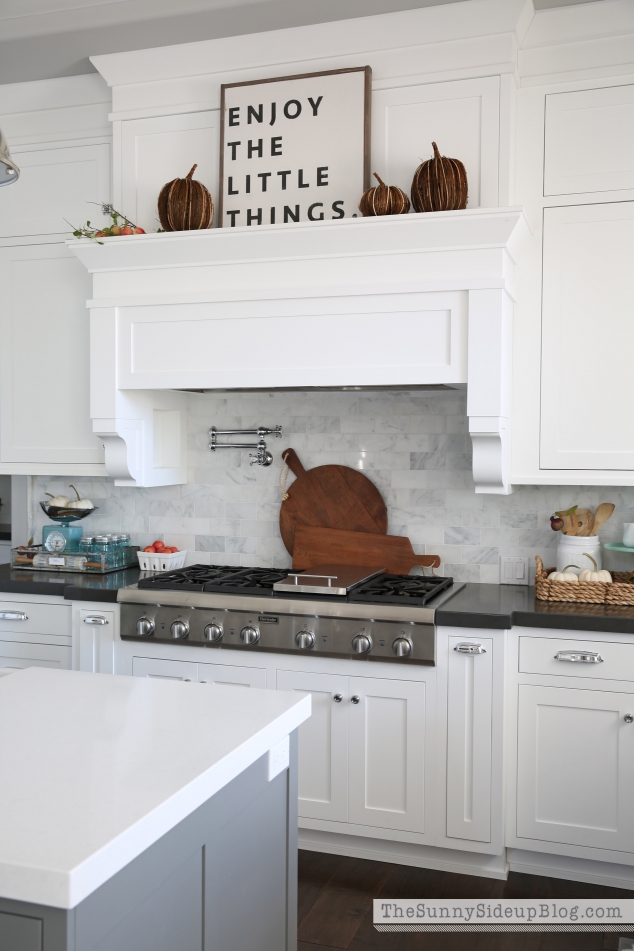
[333,693,343,703]
[625,714,633,724]
[351,695,360,704]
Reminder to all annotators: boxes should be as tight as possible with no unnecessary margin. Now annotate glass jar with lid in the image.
[79,536,96,554]
[94,534,114,552]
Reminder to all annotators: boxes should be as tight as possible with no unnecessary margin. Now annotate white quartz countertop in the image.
[0,667,310,909]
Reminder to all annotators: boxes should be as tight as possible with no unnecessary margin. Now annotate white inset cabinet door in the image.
[348,676,426,833]
[446,636,493,843]
[78,609,115,674]
[132,656,197,681]
[0,641,71,670]
[540,201,634,471]
[276,669,348,822]
[517,685,634,852]
[199,662,266,688]
[0,243,105,469]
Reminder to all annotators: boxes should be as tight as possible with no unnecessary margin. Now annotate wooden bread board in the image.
[292,525,441,575]
[279,448,388,555]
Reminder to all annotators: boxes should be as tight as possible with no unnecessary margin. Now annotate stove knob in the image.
[392,636,413,658]
[295,629,315,650]
[240,625,260,645]
[204,622,223,642]
[170,619,189,640]
[136,616,155,637]
[352,633,372,654]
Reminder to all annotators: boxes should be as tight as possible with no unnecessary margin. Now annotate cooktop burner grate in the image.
[137,564,292,596]
[348,573,453,606]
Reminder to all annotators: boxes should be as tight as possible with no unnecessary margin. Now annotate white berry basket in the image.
[137,549,187,572]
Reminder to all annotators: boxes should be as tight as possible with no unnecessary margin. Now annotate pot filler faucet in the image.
[208,425,282,466]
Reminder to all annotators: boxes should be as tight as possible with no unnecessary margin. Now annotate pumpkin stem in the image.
[432,141,441,160]
[69,484,81,501]
[373,172,386,187]
[563,564,580,573]
[186,164,198,180]
[583,553,598,572]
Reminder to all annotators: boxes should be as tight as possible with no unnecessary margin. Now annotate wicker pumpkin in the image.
[359,172,410,217]
[158,164,214,231]
[411,142,468,213]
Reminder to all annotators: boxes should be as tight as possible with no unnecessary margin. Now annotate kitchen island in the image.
[0,667,310,951]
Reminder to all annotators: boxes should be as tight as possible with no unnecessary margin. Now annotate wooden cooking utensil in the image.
[573,508,592,536]
[590,502,615,535]
[292,525,441,575]
[279,449,388,555]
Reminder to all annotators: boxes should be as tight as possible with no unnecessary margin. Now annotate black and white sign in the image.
[219,67,371,228]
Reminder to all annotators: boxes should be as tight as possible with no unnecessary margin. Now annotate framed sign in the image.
[219,66,371,228]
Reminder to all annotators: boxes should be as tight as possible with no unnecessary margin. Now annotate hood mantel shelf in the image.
[70,207,529,491]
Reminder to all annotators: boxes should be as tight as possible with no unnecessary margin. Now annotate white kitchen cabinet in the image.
[132,656,197,681]
[0,143,110,239]
[118,112,219,234]
[0,542,10,565]
[516,683,634,853]
[348,675,426,834]
[0,243,105,474]
[76,607,116,674]
[446,635,494,844]
[276,669,348,822]
[0,639,71,670]
[544,84,634,196]
[198,661,266,688]
[540,201,634,471]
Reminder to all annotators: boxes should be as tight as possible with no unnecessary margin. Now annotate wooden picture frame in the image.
[218,66,371,228]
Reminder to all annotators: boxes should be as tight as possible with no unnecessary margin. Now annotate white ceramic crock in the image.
[556,534,601,574]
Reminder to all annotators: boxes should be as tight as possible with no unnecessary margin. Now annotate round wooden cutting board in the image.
[279,448,388,555]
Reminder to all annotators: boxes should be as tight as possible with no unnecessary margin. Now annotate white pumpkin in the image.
[45,493,70,507]
[578,554,612,583]
[548,565,579,582]
[67,485,94,510]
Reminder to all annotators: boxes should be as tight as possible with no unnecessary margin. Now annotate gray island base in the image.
[0,734,298,951]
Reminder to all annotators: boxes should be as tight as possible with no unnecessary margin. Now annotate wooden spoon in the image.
[591,502,615,535]
[574,509,592,536]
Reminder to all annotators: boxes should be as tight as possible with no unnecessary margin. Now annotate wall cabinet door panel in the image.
[276,668,348,822]
[348,676,426,833]
[545,85,634,196]
[119,113,219,234]
[0,143,110,239]
[0,243,104,467]
[540,202,634,470]
[446,635,493,843]
[372,77,500,208]
[199,661,266,688]
[516,684,634,852]
[132,656,197,681]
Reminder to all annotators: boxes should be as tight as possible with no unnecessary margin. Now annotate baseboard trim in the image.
[508,849,634,892]
[298,829,509,880]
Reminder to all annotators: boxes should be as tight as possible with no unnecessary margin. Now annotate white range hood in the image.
[70,207,529,491]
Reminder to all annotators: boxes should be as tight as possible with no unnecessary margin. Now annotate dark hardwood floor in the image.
[297,850,634,951]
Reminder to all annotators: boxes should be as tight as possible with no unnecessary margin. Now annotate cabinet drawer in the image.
[0,911,42,950]
[519,636,634,682]
[0,641,71,670]
[199,662,266,688]
[0,600,70,637]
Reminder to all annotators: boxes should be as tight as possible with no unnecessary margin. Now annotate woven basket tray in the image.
[535,556,634,605]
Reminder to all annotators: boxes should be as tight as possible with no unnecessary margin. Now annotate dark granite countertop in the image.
[437,583,634,635]
[0,563,142,602]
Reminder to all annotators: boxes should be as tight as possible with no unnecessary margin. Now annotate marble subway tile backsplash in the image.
[31,391,634,582]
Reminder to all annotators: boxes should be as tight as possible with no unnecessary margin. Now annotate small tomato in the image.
[133,227,146,234]
[121,226,134,235]
[152,540,165,550]
[143,545,156,553]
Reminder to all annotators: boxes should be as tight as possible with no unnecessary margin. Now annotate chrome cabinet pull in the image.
[625,714,633,724]
[555,650,603,664]
[0,612,27,621]
[83,616,108,625]
[333,693,343,703]
[454,642,486,654]
[351,695,360,704]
